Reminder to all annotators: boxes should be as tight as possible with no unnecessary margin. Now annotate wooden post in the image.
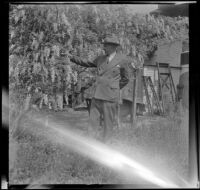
[132,69,138,126]
[157,62,165,115]
[71,79,75,109]
[117,90,122,129]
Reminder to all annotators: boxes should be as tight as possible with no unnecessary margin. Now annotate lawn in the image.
[9,107,189,187]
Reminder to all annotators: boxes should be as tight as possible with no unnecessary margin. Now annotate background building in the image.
[150,3,189,17]
[143,39,189,111]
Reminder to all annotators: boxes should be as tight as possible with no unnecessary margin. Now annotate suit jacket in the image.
[71,53,134,102]
[121,68,144,104]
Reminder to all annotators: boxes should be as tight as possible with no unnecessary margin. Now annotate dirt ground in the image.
[9,107,189,187]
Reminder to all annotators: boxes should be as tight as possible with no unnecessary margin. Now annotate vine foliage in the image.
[9,4,188,115]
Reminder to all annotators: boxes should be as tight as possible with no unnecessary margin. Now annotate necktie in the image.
[106,55,109,64]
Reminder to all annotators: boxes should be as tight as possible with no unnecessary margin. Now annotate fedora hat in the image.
[102,35,120,46]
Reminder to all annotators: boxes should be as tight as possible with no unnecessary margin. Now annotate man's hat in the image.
[102,35,120,46]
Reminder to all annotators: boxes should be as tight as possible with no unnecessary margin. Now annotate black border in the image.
[189,2,200,188]
[3,1,199,189]
[1,0,9,186]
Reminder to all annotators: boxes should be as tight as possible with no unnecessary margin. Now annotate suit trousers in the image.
[89,98,117,141]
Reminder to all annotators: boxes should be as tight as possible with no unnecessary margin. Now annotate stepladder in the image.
[156,62,178,114]
[142,76,163,115]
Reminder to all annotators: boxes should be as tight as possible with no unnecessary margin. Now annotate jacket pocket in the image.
[108,81,119,89]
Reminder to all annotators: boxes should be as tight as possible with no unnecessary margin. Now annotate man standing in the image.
[67,35,135,141]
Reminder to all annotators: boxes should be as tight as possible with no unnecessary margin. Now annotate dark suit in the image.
[71,53,133,140]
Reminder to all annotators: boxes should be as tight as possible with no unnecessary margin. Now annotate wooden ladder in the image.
[156,62,178,114]
[147,76,163,115]
[143,76,163,115]
[143,76,153,115]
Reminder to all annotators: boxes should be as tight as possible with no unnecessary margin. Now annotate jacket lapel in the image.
[100,53,121,75]
[107,53,120,69]
[97,56,108,75]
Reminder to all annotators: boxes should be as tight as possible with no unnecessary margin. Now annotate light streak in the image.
[1,176,8,190]
[31,115,179,188]
[2,89,9,127]
[3,90,192,188]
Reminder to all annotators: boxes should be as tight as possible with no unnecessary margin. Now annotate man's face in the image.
[103,43,118,56]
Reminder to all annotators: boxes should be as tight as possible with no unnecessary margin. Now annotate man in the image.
[67,35,135,141]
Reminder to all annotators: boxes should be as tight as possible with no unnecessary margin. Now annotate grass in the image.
[9,107,189,186]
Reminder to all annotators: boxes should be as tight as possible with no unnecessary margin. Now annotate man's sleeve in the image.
[70,55,98,68]
[119,67,129,89]
[119,59,130,89]
[119,56,137,89]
